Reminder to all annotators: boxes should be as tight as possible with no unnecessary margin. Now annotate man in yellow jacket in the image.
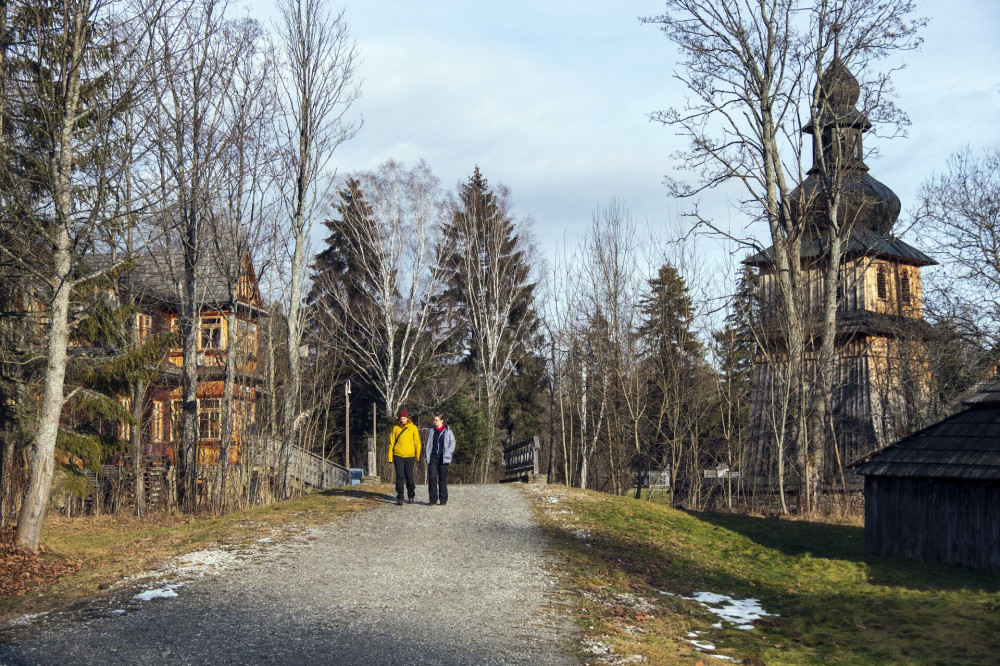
[388,409,421,505]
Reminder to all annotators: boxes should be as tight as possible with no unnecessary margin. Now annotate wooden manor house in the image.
[96,248,267,506]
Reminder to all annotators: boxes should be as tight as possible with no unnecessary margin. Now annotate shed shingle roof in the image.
[851,380,1000,480]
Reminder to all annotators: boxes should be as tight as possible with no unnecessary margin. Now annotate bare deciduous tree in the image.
[274,0,360,497]
[915,147,1000,345]
[312,160,447,419]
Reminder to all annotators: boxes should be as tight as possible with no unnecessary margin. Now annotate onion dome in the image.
[789,57,900,234]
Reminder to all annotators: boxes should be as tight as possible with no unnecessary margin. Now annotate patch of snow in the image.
[134,582,184,601]
[688,639,716,650]
[687,632,699,638]
[712,622,723,629]
[6,612,48,627]
[173,548,242,574]
[257,537,273,543]
[582,638,613,655]
[572,529,591,539]
[709,655,737,662]
[545,496,560,504]
[682,591,775,628]
[109,609,126,615]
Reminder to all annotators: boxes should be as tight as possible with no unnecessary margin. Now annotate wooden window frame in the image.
[151,401,164,443]
[136,313,152,341]
[876,265,888,301]
[199,316,224,350]
[198,398,222,440]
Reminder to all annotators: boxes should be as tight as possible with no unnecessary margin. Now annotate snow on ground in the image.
[133,582,185,601]
[682,591,776,630]
[6,612,49,627]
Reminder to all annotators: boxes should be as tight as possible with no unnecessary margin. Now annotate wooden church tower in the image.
[744,57,936,488]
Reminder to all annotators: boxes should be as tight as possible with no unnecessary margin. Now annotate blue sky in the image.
[249,0,1000,267]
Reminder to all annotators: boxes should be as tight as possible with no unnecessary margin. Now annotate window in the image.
[151,401,164,443]
[235,320,258,359]
[199,399,222,440]
[170,317,182,351]
[200,316,223,349]
[900,272,911,305]
[118,397,132,441]
[876,266,888,300]
[171,400,183,442]
[136,313,152,341]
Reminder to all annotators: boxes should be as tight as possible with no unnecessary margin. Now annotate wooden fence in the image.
[252,437,351,489]
[501,436,540,483]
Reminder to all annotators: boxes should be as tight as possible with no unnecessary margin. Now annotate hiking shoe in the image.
[396,498,403,506]
[407,498,414,504]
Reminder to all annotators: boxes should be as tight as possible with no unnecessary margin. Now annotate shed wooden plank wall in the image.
[865,476,1000,571]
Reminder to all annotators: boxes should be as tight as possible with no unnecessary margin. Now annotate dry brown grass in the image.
[0,485,385,623]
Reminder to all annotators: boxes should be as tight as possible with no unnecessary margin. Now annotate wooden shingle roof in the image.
[851,381,1000,481]
[744,229,936,267]
[88,248,263,312]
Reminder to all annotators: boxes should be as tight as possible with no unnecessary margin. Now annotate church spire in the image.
[789,57,901,234]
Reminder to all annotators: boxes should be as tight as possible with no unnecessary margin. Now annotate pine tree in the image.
[437,167,541,473]
[308,178,379,315]
[639,262,713,505]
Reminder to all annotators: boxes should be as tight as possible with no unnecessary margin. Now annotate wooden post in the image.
[367,437,376,477]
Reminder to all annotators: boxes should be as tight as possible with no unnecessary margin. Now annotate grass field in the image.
[527,484,1000,665]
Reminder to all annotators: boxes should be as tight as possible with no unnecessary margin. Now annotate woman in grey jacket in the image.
[424,414,456,505]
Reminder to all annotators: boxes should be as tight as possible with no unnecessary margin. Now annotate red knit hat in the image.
[398,409,409,418]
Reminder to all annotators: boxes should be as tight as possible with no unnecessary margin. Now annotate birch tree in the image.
[204,17,277,511]
[274,0,360,496]
[147,0,251,511]
[310,161,447,419]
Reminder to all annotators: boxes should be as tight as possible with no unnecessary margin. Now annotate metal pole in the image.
[345,380,351,469]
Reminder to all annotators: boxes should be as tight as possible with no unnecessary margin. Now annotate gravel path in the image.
[0,485,580,665]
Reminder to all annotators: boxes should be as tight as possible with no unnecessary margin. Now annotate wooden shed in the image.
[851,381,1000,571]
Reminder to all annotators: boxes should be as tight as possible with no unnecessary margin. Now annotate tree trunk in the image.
[0,429,13,527]
[131,380,147,517]
[216,309,238,512]
[181,228,200,512]
[16,236,72,551]
[280,228,304,498]
[15,40,83,549]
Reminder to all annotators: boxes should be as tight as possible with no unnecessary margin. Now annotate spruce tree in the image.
[437,167,540,471]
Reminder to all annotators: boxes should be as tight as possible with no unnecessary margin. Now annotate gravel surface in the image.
[0,485,580,665]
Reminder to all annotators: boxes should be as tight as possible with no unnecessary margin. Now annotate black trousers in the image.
[394,456,416,500]
[428,457,449,504]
